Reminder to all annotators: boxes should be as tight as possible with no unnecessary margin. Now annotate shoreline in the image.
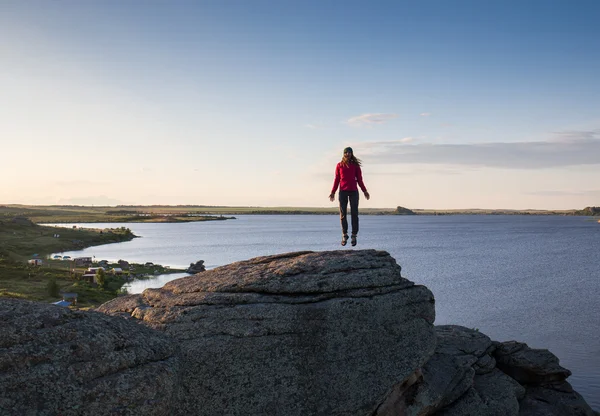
[2,204,598,221]
[0,220,186,308]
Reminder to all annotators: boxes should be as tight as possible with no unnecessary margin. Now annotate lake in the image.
[51,215,600,408]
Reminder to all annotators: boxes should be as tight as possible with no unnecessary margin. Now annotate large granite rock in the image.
[3,250,597,416]
[0,298,179,416]
[186,260,205,274]
[99,249,437,415]
[493,340,572,384]
[395,326,596,416]
[493,341,597,416]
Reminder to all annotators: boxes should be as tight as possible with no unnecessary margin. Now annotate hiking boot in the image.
[351,234,357,246]
[341,234,349,246]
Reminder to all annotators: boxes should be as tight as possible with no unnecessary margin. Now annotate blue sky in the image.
[1,0,599,209]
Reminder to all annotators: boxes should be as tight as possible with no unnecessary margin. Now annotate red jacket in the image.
[331,162,368,194]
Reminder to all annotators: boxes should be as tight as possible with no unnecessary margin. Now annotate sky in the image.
[1,0,599,209]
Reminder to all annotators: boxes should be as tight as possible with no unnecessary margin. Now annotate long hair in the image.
[341,153,362,167]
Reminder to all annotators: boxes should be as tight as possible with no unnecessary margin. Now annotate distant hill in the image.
[395,206,416,215]
[574,206,600,216]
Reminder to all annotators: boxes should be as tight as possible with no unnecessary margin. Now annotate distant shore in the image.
[0,205,236,223]
[0,219,187,308]
[1,204,598,222]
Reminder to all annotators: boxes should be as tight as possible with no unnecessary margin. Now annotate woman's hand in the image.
[364,191,370,200]
[329,193,335,202]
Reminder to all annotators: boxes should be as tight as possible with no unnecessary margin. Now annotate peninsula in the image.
[0,218,184,308]
[1,204,235,223]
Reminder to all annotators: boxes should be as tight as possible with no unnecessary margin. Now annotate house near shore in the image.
[81,273,96,283]
[111,268,123,275]
[61,293,77,305]
[52,300,71,307]
[28,259,43,266]
[74,257,92,266]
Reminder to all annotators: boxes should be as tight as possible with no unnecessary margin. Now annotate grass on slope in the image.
[0,220,135,308]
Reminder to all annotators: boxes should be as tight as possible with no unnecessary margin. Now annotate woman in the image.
[329,147,370,246]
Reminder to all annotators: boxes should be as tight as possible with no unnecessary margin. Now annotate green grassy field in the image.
[0,219,167,308]
[0,204,235,223]
[0,259,124,308]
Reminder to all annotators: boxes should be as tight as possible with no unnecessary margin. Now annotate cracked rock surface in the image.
[99,249,436,415]
[0,298,178,416]
[5,250,595,416]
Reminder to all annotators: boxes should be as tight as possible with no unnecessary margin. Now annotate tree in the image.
[96,268,106,289]
[46,277,60,298]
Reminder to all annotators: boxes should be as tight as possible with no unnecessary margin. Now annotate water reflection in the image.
[123,272,190,294]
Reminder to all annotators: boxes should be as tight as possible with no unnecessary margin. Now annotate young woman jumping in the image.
[329,147,370,246]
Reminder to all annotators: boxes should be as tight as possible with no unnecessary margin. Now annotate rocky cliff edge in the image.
[1,250,597,416]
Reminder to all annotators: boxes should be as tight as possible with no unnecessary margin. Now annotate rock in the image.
[382,350,473,416]
[387,325,498,416]
[0,298,179,416]
[493,341,571,384]
[373,368,425,416]
[492,341,596,415]
[434,326,495,370]
[437,369,525,416]
[518,381,598,416]
[186,259,205,274]
[4,250,597,416]
[99,249,436,415]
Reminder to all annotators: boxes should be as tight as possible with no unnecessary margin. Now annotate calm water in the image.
[51,215,600,407]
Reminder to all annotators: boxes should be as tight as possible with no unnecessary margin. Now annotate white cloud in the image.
[550,129,600,142]
[420,112,431,117]
[359,138,418,153]
[361,130,600,169]
[346,113,398,127]
[304,124,320,129]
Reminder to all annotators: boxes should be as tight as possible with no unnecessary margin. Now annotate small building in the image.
[81,273,96,283]
[61,293,78,305]
[145,262,154,267]
[111,267,123,275]
[74,257,92,266]
[85,267,105,274]
[52,300,71,308]
[118,260,130,269]
[28,259,43,266]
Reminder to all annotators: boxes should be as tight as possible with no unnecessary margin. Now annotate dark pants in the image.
[339,190,359,236]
